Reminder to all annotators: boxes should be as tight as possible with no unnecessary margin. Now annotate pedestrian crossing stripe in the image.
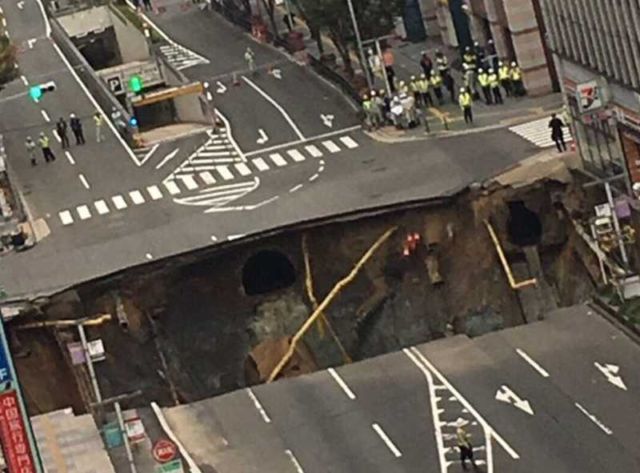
[509,117,574,149]
[322,140,341,153]
[339,136,359,149]
[158,44,209,71]
[57,135,362,226]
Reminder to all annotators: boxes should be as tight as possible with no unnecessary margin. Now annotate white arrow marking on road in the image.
[17,1,24,9]
[206,91,213,101]
[594,362,627,391]
[271,68,282,80]
[256,128,269,145]
[216,81,227,94]
[155,148,180,170]
[495,385,534,416]
[321,113,335,128]
[27,38,37,49]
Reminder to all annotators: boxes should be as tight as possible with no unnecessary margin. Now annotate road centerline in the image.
[516,349,550,378]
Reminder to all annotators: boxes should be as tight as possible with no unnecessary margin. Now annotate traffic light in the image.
[129,75,143,94]
[28,81,56,102]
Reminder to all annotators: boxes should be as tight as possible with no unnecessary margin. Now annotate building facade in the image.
[420,0,556,95]
[540,0,640,196]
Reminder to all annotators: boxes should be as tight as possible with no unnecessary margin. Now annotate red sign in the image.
[152,439,177,463]
[0,390,36,473]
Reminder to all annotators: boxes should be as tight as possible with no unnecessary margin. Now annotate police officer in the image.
[361,94,374,130]
[397,80,409,96]
[94,112,104,143]
[498,61,512,97]
[488,68,503,104]
[38,132,56,163]
[511,61,525,96]
[25,136,37,166]
[462,46,476,69]
[369,90,384,128]
[457,426,479,471]
[372,90,386,125]
[409,75,421,107]
[430,70,444,105]
[463,63,478,100]
[477,68,492,105]
[458,87,473,124]
[56,117,69,149]
[435,50,449,78]
[70,113,85,145]
[417,73,433,108]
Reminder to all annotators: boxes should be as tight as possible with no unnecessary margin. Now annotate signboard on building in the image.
[97,61,163,97]
[576,80,604,113]
[0,390,37,473]
[155,459,184,473]
[124,416,146,444]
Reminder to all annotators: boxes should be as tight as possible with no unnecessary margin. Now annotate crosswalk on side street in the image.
[56,135,361,226]
[508,117,574,149]
[158,44,209,71]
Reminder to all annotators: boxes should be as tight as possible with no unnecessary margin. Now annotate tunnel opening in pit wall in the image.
[242,250,296,296]
[506,200,543,247]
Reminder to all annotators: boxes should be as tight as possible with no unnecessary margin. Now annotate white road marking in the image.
[52,130,60,142]
[285,450,305,473]
[146,185,163,200]
[287,149,306,162]
[64,151,75,164]
[177,175,199,190]
[409,347,519,460]
[228,234,246,241]
[76,205,91,220]
[20,75,28,86]
[321,113,334,128]
[256,128,269,145]
[339,136,359,149]
[216,165,234,180]
[289,184,303,193]
[495,385,534,416]
[308,173,319,182]
[516,349,549,378]
[1,17,6,27]
[164,180,181,195]
[59,210,73,225]
[199,171,216,185]
[246,388,271,423]
[112,195,127,210]
[252,157,270,171]
[327,367,356,400]
[78,174,90,189]
[234,162,252,176]
[34,0,51,36]
[41,109,50,122]
[269,153,287,167]
[242,76,305,140]
[94,200,109,215]
[155,147,180,169]
[139,144,159,165]
[594,362,627,391]
[129,190,145,205]
[372,423,402,458]
[575,402,613,435]
[305,144,323,158]
[322,140,340,153]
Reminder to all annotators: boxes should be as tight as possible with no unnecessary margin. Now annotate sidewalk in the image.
[270,6,563,140]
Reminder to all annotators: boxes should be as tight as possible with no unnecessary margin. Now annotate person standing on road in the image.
[488,68,503,105]
[56,117,69,149]
[477,68,492,105]
[549,113,567,153]
[430,70,444,105]
[25,136,37,166]
[458,87,473,125]
[142,0,152,11]
[70,113,85,145]
[443,70,455,103]
[498,61,512,98]
[435,49,449,78]
[94,112,104,143]
[457,426,479,471]
[244,47,256,75]
[382,48,396,93]
[417,74,433,108]
[511,62,525,96]
[419,51,432,78]
[38,132,56,163]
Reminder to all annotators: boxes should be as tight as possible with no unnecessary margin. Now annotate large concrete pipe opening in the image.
[242,250,296,296]
[507,200,543,246]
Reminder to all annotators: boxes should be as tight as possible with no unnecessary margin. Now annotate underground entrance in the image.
[242,250,296,295]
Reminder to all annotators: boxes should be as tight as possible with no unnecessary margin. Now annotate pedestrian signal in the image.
[129,75,143,93]
[129,117,138,127]
[29,81,56,102]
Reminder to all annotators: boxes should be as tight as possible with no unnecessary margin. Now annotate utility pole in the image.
[346,0,373,90]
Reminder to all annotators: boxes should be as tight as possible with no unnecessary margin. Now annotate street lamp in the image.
[346,0,373,90]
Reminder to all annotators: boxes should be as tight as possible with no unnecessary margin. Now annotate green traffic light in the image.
[29,86,42,102]
[129,75,143,93]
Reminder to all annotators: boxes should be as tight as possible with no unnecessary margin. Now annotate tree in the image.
[293,0,404,76]
[0,32,17,86]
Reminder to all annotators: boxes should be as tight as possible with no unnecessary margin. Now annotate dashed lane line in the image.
[246,388,271,424]
[327,367,356,400]
[372,423,402,458]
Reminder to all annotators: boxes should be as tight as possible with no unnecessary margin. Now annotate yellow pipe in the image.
[15,314,112,330]
[268,227,397,382]
[484,220,537,290]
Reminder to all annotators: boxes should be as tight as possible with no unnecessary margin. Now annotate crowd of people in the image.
[361,40,527,131]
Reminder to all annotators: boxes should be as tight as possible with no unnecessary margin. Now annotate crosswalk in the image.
[158,43,209,71]
[509,117,574,149]
[57,134,361,226]
[166,134,360,190]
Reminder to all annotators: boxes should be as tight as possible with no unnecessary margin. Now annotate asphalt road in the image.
[159,305,640,473]
[0,0,540,299]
